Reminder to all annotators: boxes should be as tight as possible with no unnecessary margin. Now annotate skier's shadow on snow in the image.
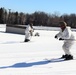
[0,59,64,69]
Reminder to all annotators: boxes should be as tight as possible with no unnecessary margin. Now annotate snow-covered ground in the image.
[0,26,76,75]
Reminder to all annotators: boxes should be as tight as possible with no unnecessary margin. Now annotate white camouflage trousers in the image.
[62,41,74,55]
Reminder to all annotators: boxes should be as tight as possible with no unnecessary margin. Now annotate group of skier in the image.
[24,21,75,60]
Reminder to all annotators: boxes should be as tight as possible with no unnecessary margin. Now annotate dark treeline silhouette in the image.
[0,7,76,28]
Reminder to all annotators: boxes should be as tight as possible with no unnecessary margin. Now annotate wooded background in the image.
[0,7,76,28]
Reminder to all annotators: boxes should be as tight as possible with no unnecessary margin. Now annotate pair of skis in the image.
[0,41,31,44]
[45,58,74,62]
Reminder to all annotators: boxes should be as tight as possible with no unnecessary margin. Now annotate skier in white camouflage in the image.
[24,22,34,42]
[55,21,75,60]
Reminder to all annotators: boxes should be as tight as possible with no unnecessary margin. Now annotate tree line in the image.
[0,7,76,28]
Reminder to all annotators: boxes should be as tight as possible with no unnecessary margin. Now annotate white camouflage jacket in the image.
[56,26,75,41]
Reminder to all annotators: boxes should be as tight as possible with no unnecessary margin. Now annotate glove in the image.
[55,35,57,39]
[59,38,64,40]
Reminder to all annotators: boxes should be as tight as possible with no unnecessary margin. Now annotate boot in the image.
[65,54,73,60]
[61,55,65,58]
[61,54,68,58]
[24,39,30,42]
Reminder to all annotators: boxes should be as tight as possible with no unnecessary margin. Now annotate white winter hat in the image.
[59,21,67,27]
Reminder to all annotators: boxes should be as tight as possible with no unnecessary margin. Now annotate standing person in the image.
[24,23,34,42]
[55,21,75,60]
